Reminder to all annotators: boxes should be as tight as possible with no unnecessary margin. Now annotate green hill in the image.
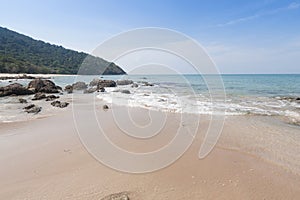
[0,27,126,75]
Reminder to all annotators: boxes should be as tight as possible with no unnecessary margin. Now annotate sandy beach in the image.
[0,94,299,200]
[1,0,300,199]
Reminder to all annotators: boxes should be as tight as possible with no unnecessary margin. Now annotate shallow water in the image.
[0,74,300,124]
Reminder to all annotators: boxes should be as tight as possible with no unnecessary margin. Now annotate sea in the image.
[0,74,300,125]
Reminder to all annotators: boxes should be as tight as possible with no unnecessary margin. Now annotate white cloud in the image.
[216,2,300,27]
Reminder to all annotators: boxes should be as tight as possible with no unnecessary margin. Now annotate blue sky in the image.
[0,0,300,73]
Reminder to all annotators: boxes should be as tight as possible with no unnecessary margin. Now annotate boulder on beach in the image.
[89,78,101,87]
[64,85,73,93]
[97,80,117,88]
[103,104,109,110]
[72,82,88,90]
[28,79,61,93]
[23,104,42,114]
[89,78,117,88]
[98,87,105,92]
[51,100,69,108]
[140,81,154,86]
[19,98,28,104]
[0,83,34,97]
[45,95,59,101]
[32,92,46,100]
[83,87,97,94]
[116,80,134,85]
[32,93,59,101]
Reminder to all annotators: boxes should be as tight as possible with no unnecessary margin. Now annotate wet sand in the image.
[0,94,299,199]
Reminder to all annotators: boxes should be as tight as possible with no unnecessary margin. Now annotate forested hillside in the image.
[0,27,126,75]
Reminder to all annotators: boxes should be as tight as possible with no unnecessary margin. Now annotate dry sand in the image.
[0,94,299,199]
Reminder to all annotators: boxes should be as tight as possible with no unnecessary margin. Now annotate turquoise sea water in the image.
[1,74,300,123]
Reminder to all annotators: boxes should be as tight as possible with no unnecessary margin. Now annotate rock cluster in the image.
[0,83,33,97]
[27,79,62,93]
[32,93,59,101]
[51,101,69,108]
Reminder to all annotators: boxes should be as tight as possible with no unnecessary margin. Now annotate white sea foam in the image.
[96,84,300,126]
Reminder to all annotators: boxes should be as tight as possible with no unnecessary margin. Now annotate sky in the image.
[0,0,300,74]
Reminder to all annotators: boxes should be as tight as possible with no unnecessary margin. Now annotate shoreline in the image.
[0,94,299,199]
[0,73,77,78]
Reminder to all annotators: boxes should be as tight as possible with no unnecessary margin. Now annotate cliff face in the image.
[0,27,126,75]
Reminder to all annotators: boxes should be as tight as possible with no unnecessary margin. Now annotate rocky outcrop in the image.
[64,85,73,93]
[72,82,87,90]
[116,80,133,85]
[28,79,61,93]
[0,83,34,97]
[23,104,42,114]
[97,80,117,88]
[51,101,69,108]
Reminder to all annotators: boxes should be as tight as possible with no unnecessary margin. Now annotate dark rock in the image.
[64,85,73,93]
[72,82,88,90]
[98,87,105,92]
[51,101,69,108]
[141,81,154,86]
[120,89,130,94]
[23,104,41,114]
[32,92,46,100]
[116,80,134,85]
[0,83,34,97]
[103,104,109,110]
[131,83,138,88]
[28,79,61,93]
[19,98,27,103]
[113,89,131,94]
[45,95,59,101]
[24,104,35,110]
[100,192,129,200]
[97,80,117,88]
[83,87,97,94]
[279,96,300,103]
